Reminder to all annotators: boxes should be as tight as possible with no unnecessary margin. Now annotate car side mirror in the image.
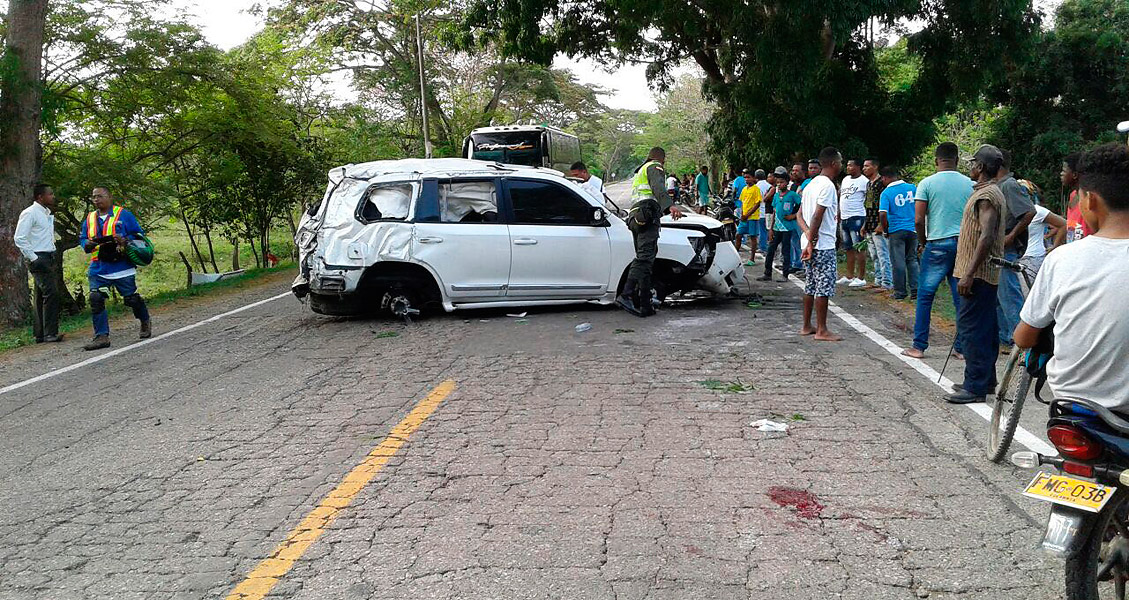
[591,208,606,226]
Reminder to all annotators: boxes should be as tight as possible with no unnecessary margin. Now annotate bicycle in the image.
[985,256,1054,462]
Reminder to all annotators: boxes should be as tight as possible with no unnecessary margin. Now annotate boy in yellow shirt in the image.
[736,183,762,260]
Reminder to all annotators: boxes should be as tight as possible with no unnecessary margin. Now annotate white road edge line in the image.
[774,268,1057,456]
[0,291,293,398]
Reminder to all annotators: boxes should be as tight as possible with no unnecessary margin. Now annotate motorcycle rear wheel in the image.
[1066,493,1129,599]
[986,350,1031,463]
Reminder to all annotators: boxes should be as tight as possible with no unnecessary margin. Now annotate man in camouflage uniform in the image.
[618,147,684,317]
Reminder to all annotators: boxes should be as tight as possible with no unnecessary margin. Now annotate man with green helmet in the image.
[618,147,684,317]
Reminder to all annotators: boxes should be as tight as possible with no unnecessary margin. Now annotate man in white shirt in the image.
[838,159,869,286]
[666,174,680,205]
[798,147,843,342]
[13,184,63,343]
[1019,195,1066,275]
[569,161,604,203]
[1015,143,1129,412]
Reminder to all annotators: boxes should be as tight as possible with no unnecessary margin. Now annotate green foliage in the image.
[991,0,1129,201]
[903,103,1007,184]
[637,74,711,176]
[461,0,1037,174]
[876,39,921,94]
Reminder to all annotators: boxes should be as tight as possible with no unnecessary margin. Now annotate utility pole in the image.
[415,13,433,159]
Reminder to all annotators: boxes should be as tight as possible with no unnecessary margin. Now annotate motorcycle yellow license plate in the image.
[1023,471,1116,513]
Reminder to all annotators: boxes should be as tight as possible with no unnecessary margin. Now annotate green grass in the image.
[61,226,295,300]
[696,379,754,393]
[837,252,958,326]
[1,261,295,352]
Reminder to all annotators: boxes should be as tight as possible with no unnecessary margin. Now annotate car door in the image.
[502,177,612,298]
[411,178,511,300]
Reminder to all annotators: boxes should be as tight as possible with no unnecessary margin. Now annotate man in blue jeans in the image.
[948,145,1006,404]
[903,142,973,359]
[877,166,919,299]
[79,187,152,350]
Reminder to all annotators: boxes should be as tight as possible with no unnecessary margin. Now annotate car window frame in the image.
[501,177,604,227]
[414,177,504,225]
[353,180,418,225]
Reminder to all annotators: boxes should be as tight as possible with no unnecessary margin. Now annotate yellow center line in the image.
[225,379,457,600]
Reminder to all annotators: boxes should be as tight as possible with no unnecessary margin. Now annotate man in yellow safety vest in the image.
[619,147,684,317]
[78,187,151,350]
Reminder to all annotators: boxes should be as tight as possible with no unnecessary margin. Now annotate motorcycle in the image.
[709,195,737,242]
[1013,400,1129,599]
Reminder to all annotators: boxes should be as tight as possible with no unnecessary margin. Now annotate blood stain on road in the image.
[767,487,825,519]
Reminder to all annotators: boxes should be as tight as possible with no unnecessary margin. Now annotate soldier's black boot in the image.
[617,280,645,317]
[638,289,657,317]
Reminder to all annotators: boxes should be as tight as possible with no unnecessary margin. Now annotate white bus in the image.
[463,125,582,173]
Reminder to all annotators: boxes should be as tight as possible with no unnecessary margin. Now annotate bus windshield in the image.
[469,132,542,167]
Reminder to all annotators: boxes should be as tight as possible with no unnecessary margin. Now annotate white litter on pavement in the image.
[575,323,592,333]
[507,312,527,318]
[751,419,789,432]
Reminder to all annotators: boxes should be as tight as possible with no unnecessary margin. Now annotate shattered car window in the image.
[440,181,498,223]
[359,183,413,222]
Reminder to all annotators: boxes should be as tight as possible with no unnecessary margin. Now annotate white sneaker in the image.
[849,278,867,287]
[836,276,851,285]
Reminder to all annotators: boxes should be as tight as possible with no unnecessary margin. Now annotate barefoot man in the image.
[798,147,844,341]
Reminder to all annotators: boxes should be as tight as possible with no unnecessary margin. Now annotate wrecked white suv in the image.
[292,158,745,316]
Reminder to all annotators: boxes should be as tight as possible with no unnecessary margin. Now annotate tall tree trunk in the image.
[286,210,299,261]
[203,225,219,273]
[0,0,49,326]
[231,238,240,271]
[179,208,207,272]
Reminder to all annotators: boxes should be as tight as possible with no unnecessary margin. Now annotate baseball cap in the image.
[773,166,789,177]
[971,144,1004,169]
[754,169,767,178]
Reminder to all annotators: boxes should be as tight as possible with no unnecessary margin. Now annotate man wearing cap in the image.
[948,145,1006,404]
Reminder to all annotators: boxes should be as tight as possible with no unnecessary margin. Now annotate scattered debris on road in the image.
[374,331,399,339]
[613,328,635,334]
[575,323,592,333]
[750,419,789,432]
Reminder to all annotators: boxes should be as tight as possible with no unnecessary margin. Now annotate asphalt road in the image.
[0,192,1067,599]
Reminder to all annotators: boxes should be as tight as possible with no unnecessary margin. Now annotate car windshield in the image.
[470,132,542,167]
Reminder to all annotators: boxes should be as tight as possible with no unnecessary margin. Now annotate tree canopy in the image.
[462,0,1038,169]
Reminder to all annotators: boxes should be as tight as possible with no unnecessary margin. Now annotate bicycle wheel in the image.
[987,350,1033,463]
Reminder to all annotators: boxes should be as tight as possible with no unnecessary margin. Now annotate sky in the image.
[175,0,660,111]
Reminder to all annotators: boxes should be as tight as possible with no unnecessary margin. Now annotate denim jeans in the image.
[764,230,794,277]
[89,273,149,337]
[957,279,1000,396]
[866,233,892,288]
[913,236,961,353]
[887,230,919,298]
[789,229,802,270]
[996,249,1024,346]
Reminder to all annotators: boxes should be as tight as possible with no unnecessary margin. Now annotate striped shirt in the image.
[954,182,1005,285]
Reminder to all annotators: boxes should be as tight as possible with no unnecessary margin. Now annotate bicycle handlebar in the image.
[989,256,1022,272]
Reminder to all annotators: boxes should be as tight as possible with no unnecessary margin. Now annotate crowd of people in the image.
[718,141,1129,408]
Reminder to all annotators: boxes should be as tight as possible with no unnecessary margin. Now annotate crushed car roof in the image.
[332,158,556,181]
